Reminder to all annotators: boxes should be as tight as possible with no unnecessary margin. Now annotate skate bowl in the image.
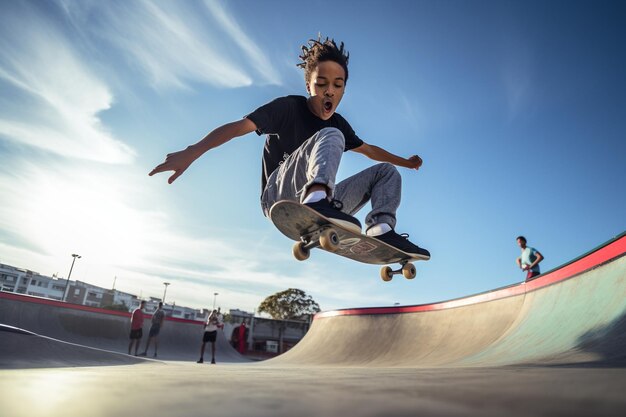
[1,234,625,417]
[1,233,624,369]
[268,232,626,368]
[0,292,247,366]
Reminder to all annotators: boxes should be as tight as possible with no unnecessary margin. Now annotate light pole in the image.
[212,292,219,310]
[162,282,170,304]
[62,253,81,302]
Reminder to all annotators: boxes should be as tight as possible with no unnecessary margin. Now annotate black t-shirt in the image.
[245,95,364,192]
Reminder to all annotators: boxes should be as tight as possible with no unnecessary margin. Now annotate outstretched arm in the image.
[351,143,423,170]
[149,118,258,184]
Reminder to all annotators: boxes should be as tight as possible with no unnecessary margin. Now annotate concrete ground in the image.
[2,361,626,417]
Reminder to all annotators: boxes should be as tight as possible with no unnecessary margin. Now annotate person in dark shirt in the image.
[150,36,429,258]
[139,302,165,358]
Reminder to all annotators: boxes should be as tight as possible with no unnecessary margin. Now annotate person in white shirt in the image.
[197,309,223,364]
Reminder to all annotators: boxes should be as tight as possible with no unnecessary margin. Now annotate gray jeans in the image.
[261,127,401,229]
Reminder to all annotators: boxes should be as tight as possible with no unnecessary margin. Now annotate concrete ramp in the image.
[0,324,149,369]
[0,294,247,365]
[269,233,626,367]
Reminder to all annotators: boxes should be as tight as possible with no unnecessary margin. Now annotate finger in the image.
[149,162,168,176]
[168,170,182,184]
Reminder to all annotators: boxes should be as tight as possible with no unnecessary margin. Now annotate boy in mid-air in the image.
[150,36,430,258]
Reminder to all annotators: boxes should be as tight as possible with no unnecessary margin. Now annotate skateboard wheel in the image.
[402,263,416,279]
[292,242,310,261]
[319,228,340,252]
[380,266,393,282]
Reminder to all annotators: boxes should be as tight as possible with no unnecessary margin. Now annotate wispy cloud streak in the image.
[500,35,533,121]
[204,0,281,85]
[0,3,134,163]
[60,0,280,90]
[0,1,373,312]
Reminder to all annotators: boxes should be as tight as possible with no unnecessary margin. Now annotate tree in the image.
[257,288,320,354]
[258,288,321,320]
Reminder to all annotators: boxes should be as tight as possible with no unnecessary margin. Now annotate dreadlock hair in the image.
[297,35,350,86]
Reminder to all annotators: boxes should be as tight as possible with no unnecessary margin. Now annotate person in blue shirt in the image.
[516,236,544,280]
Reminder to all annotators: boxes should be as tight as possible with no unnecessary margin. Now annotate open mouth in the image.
[323,100,333,113]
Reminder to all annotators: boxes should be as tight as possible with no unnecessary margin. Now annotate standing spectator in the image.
[197,309,223,364]
[238,320,249,354]
[140,302,165,358]
[128,300,146,356]
[516,236,544,281]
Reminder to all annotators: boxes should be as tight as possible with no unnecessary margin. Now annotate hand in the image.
[522,265,530,271]
[149,147,199,184]
[406,155,423,170]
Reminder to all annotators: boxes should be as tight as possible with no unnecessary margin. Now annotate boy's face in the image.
[306,60,346,120]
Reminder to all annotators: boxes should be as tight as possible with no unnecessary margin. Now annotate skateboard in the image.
[269,200,428,282]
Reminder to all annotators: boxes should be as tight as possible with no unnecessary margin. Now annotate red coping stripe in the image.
[0,292,204,325]
[315,233,626,320]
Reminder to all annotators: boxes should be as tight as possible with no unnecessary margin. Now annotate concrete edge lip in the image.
[0,324,35,335]
[315,232,626,319]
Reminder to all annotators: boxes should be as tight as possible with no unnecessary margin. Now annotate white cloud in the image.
[0,4,134,163]
[0,1,386,313]
[500,37,533,121]
[0,154,383,312]
[59,0,280,90]
[397,91,425,130]
[204,0,281,85]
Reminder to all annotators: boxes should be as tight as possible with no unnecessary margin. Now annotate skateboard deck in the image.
[269,200,428,281]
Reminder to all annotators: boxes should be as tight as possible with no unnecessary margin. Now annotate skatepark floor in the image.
[2,234,625,417]
[2,361,626,417]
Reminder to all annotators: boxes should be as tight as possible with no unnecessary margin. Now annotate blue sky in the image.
[1,0,624,313]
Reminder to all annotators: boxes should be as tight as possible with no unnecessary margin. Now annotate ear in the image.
[305,82,311,95]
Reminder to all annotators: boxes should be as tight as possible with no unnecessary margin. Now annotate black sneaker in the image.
[197,358,204,364]
[211,359,216,364]
[305,199,361,233]
[375,230,430,260]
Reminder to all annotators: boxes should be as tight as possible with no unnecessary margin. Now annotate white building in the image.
[112,290,137,310]
[0,263,66,300]
[1,262,207,321]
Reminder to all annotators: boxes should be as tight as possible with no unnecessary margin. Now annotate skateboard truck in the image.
[380,261,416,282]
[292,226,340,261]
[293,225,417,283]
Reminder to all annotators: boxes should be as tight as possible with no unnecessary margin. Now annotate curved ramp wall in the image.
[270,233,626,367]
[0,293,245,363]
